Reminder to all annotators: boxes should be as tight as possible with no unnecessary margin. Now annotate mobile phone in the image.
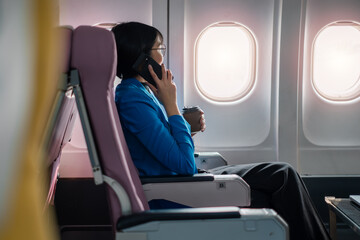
[132,53,162,87]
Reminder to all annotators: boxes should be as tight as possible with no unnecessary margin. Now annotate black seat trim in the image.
[140,174,215,184]
[117,207,241,230]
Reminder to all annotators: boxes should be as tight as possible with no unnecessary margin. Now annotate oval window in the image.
[312,22,360,101]
[195,22,257,102]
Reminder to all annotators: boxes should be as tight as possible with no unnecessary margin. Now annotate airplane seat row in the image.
[44,25,77,206]
[63,25,288,240]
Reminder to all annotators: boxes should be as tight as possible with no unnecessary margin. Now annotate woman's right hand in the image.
[147,64,181,117]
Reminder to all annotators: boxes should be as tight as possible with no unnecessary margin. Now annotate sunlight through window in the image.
[312,22,360,101]
[195,22,256,102]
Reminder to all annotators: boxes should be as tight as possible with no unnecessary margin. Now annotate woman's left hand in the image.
[191,111,206,137]
[147,64,180,117]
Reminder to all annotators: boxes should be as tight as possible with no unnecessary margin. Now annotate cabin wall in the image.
[58,0,360,178]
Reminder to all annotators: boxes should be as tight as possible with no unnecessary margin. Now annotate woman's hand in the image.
[199,112,206,132]
[147,64,180,117]
[191,111,206,137]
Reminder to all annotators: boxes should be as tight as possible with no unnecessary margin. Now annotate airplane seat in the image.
[70,24,250,209]
[69,25,288,240]
[70,25,148,226]
[45,25,77,206]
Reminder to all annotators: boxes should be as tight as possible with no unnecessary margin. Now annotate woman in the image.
[112,22,330,240]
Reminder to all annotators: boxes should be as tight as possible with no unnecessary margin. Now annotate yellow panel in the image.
[0,0,59,239]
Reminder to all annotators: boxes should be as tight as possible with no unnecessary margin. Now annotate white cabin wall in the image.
[57,0,360,176]
[59,0,152,28]
[277,0,303,169]
[299,0,360,174]
[152,0,168,67]
[163,0,360,174]
[166,0,282,165]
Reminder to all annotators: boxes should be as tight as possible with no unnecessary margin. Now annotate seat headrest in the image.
[71,25,117,90]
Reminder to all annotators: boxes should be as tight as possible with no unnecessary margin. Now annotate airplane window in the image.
[312,22,360,101]
[195,22,256,102]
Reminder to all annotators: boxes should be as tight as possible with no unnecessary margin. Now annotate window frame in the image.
[194,21,257,103]
[311,21,360,102]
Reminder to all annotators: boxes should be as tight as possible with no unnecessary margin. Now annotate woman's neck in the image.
[135,75,146,83]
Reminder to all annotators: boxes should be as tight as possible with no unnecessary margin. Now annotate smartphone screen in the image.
[132,53,162,87]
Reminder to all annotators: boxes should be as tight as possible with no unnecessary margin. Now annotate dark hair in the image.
[111,22,163,79]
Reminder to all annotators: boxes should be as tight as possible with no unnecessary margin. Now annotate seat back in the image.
[45,26,77,205]
[70,26,149,227]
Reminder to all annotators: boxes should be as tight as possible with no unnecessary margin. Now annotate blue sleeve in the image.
[119,91,197,175]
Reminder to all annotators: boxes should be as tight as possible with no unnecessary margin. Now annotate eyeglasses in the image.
[151,44,166,56]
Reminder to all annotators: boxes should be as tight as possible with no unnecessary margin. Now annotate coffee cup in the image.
[182,106,203,133]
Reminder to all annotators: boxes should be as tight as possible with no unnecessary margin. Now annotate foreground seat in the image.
[70,25,288,240]
[44,26,77,206]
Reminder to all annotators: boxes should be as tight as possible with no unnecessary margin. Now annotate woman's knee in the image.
[266,162,298,183]
[272,162,295,172]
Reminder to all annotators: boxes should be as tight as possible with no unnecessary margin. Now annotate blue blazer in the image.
[115,78,197,176]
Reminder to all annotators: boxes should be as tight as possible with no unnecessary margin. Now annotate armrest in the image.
[140,173,215,184]
[195,152,228,170]
[142,174,250,207]
[117,207,241,230]
[116,208,288,240]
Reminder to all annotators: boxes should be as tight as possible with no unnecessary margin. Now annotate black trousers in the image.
[209,162,331,240]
